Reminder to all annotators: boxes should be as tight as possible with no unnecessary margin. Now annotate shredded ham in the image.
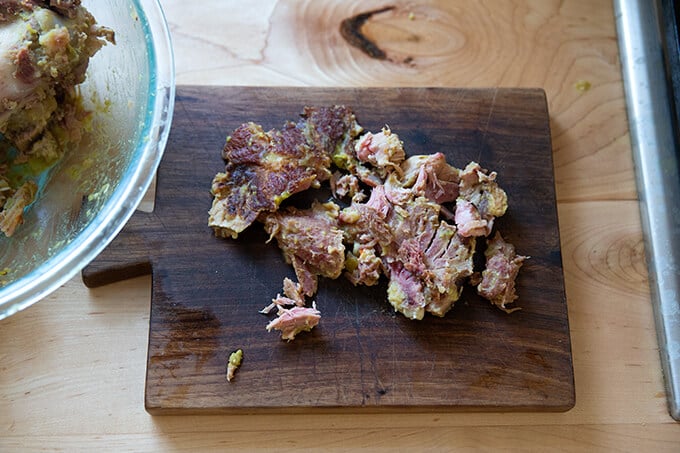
[477,233,528,312]
[209,107,527,341]
[266,304,322,341]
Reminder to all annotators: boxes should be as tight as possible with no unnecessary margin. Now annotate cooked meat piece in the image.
[330,127,387,188]
[364,184,392,219]
[387,197,439,254]
[381,196,476,319]
[303,105,362,157]
[330,171,363,200]
[281,277,305,303]
[422,222,475,316]
[260,277,306,314]
[400,153,460,204]
[208,122,318,238]
[339,197,393,286]
[354,127,405,177]
[454,198,491,237]
[0,180,36,236]
[386,260,427,320]
[454,162,507,238]
[339,201,392,249]
[0,0,113,236]
[262,201,345,297]
[209,107,362,238]
[382,172,413,206]
[382,197,434,319]
[266,304,321,341]
[344,247,382,286]
[477,232,527,312]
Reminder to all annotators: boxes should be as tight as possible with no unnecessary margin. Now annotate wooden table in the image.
[1,0,678,450]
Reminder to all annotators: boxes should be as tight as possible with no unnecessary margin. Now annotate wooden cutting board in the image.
[83,86,574,414]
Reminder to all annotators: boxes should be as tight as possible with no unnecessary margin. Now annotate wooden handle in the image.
[81,211,156,287]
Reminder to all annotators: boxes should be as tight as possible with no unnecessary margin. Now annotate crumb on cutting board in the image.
[226,349,243,382]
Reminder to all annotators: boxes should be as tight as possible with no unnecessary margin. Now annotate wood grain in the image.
[83,86,572,413]
[165,0,635,202]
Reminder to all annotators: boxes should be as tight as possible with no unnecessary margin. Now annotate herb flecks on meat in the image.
[208,106,362,239]
[209,106,527,340]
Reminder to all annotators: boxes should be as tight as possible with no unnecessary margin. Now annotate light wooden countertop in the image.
[2,0,679,450]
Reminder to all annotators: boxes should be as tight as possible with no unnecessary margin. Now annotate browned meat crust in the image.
[209,106,362,238]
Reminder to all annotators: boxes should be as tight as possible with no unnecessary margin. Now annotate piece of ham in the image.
[454,198,493,237]
[262,201,345,297]
[382,196,475,319]
[454,162,508,238]
[209,106,362,239]
[477,232,528,312]
[354,127,405,176]
[266,304,322,341]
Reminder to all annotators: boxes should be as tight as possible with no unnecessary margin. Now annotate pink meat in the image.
[454,199,492,237]
[354,128,405,173]
[477,233,527,312]
[266,305,322,341]
[262,201,345,296]
[408,153,460,204]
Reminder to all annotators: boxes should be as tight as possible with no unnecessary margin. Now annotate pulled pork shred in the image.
[477,232,528,313]
[209,107,527,339]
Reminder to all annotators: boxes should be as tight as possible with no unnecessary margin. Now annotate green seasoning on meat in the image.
[226,349,243,382]
[0,1,114,236]
[209,106,526,341]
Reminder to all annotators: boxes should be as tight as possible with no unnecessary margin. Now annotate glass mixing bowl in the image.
[0,0,175,320]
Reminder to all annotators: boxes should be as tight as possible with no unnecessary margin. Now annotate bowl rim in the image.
[0,0,176,320]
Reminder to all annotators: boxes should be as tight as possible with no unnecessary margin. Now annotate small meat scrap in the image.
[266,303,321,341]
[477,232,528,313]
[208,106,362,238]
[260,277,306,314]
[226,349,243,382]
[398,153,461,205]
[0,180,37,236]
[330,171,364,201]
